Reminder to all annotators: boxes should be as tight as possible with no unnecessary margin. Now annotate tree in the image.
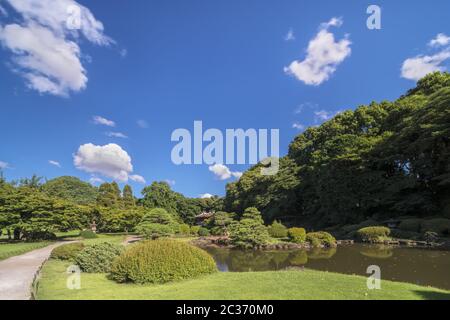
[229,207,270,248]
[97,182,120,208]
[122,185,135,208]
[42,176,98,205]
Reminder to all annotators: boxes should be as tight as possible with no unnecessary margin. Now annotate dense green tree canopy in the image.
[42,176,98,205]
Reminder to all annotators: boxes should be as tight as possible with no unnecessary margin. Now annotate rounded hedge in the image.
[109,240,217,284]
[356,226,391,243]
[79,230,98,239]
[268,221,288,238]
[51,242,85,260]
[74,242,124,273]
[287,227,306,243]
[306,231,337,247]
[198,227,210,237]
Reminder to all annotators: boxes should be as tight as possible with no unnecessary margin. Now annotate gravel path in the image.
[0,242,68,300]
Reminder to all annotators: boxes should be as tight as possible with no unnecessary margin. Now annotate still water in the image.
[204,244,450,290]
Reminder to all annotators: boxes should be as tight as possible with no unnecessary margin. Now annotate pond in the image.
[204,244,450,290]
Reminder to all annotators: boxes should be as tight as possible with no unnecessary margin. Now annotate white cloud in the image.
[105,131,128,139]
[200,193,214,199]
[208,164,242,180]
[0,0,112,96]
[294,102,317,114]
[0,161,10,169]
[93,116,115,127]
[164,179,176,186]
[314,109,343,123]
[89,176,104,185]
[137,119,149,129]
[401,51,450,81]
[129,174,146,184]
[429,33,450,47]
[74,143,142,182]
[292,122,305,130]
[284,17,351,86]
[48,160,61,167]
[284,28,295,41]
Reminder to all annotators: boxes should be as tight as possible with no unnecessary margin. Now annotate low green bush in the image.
[177,224,191,235]
[420,219,450,236]
[306,231,337,247]
[356,226,391,243]
[190,226,201,235]
[398,219,422,232]
[268,221,288,238]
[109,240,217,284]
[135,223,173,239]
[51,242,85,260]
[79,230,98,239]
[74,242,124,273]
[198,227,210,237]
[287,227,306,243]
[423,231,439,243]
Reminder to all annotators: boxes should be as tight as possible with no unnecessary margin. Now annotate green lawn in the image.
[0,242,52,261]
[36,259,450,300]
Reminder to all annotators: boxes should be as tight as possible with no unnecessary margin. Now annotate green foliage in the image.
[51,243,85,260]
[198,227,210,237]
[423,231,439,243]
[42,176,98,205]
[74,242,124,273]
[287,227,306,243]
[306,232,337,247]
[97,182,121,208]
[268,221,288,238]
[356,227,391,243]
[135,208,178,239]
[109,240,217,284]
[190,225,201,235]
[177,224,191,235]
[229,208,270,249]
[398,219,423,232]
[420,219,450,236]
[122,185,135,208]
[207,211,234,236]
[136,223,173,239]
[80,230,98,239]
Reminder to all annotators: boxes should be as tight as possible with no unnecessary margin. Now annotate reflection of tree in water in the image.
[287,250,308,266]
[359,245,393,259]
[228,250,277,271]
[308,247,337,260]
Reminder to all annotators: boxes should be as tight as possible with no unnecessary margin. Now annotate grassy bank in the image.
[36,259,450,300]
[0,242,52,261]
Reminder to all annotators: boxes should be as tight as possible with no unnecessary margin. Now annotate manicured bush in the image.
[177,224,191,235]
[190,225,201,235]
[51,242,85,260]
[135,223,173,239]
[79,230,98,239]
[420,219,450,236]
[268,221,288,238]
[287,227,306,243]
[135,208,178,239]
[109,240,217,284]
[74,242,124,273]
[306,231,337,247]
[198,227,210,237]
[398,219,422,232]
[356,226,391,243]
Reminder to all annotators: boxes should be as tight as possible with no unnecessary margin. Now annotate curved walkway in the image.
[0,242,68,300]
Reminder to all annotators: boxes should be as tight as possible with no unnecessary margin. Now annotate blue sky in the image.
[1,0,449,198]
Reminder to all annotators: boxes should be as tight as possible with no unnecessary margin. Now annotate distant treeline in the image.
[224,72,450,228]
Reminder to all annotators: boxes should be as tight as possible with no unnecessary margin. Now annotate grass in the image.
[0,241,52,261]
[36,259,450,300]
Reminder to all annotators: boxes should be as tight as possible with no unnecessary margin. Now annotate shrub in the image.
[268,221,288,238]
[177,224,191,235]
[51,242,85,260]
[356,226,391,243]
[420,219,450,236]
[198,227,210,237]
[306,232,337,247]
[109,240,217,284]
[74,242,124,273]
[135,223,173,239]
[423,231,439,243]
[80,230,98,239]
[287,227,306,243]
[190,225,201,235]
[390,229,421,240]
[398,219,422,232]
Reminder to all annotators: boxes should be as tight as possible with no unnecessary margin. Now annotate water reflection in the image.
[204,244,450,290]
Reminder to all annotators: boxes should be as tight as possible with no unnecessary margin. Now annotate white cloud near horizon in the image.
[93,116,115,127]
[200,193,214,199]
[48,160,61,167]
[429,33,450,48]
[0,0,113,96]
[292,122,305,131]
[284,17,351,86]
[208,164,242,180]
[73,143,144,183]
[0,161,10,169]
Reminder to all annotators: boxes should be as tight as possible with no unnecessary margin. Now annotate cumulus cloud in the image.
[0,0,113,96]
[209,164,242,180]
[93,116,115,127]
[0,161,10,169]
[200,193,214,199]
[73,143,143,183]
[89,176,104,185]
[105,131,128,139]
[48,160,61,167]
[429,33,450,47]
[129,174,146,184]
[284,17,351,86]
[401,51,450,81]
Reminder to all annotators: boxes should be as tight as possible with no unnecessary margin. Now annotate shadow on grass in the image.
[414,291,450,300]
